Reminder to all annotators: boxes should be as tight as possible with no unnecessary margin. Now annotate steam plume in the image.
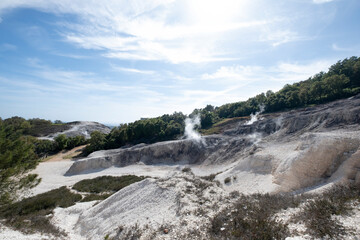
[245,105,265,125]
[184,114,203,143]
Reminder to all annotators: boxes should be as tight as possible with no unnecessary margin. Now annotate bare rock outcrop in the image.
[39,121,111,140]
[66,95,360,193]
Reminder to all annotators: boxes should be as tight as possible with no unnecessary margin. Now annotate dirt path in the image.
[45,145,87,162]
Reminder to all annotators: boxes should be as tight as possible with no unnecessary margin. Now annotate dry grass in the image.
[44,145,86,162]
[210,185,360,239]
[200,117,249,135]
[210,193,301,240]
[294,184,360,239]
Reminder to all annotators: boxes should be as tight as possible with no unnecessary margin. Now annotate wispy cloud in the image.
[22,58,159,96]
[313,0,335,4]
[331,43,353,52]
[51,51,89,59]
[0,0,274,63]
[202,65,263,84]
[0,43,17,51]
[260,30,312,47]
[112,66,155,75]
[0,0,353,123]
[203,60,333,84]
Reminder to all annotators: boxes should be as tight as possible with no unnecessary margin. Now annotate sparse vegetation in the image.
[72,175,145,194]
[112,223,142,240]
[0,175,148,235]
[201,173,217,181]
[210,193,291,240]
[210,184,360,239]
[294,185,360,239]
[24,118,70,137]
[0,186,82,235]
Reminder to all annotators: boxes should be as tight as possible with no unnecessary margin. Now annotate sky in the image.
[0,0,359,125]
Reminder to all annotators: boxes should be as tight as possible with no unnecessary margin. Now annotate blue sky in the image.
[0,0,359,124]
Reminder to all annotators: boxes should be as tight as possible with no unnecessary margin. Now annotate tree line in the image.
[190,56,360,125]
[84,56,360,154]
[83,112,186,154]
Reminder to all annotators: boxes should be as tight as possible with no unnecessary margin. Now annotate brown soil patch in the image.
[45,145,87,162]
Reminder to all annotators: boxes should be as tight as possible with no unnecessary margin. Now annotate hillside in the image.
[1,95,358,239]
[37,121,111,140]
[65,94,360,193]
[83,56,360,155]
[0,56,359,239]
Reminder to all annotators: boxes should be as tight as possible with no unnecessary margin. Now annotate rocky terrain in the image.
[69,95,360,239]
[38,121,111,140]
[66,95,360,193]
[1,95,360,240]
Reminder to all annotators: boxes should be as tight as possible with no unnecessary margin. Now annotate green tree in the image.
[201,112,215,129]
[86,131,106,153]
[323,74,350,99]
[54,134,68,150]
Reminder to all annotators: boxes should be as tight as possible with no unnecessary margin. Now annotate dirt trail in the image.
[45,145,86,162]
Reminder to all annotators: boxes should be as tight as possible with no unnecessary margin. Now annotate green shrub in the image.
[201,173,217,181]
[81,193,112,202]
[18,174,41,189]
[0,186,82,234]
[300,199,346,238]
[72,175,145,193]
[224,177,231,184]
[210,194,290,240]
[182,167,192,173]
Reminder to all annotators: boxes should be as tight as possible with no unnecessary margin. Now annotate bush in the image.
[224,177,231,184]
[210,194,290,240]
[201,173,217,181]
[34,139,58,157]
[72,175,145,194]
[296,184,360,239]
[0,186,82,234]
[300,199,346,238]
[54,134,68,150]
[182,167,192,173]
[81,193,111,202]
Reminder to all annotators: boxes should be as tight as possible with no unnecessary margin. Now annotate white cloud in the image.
[51,52,89,59]
[273,61,332,82]
[202,65,263,82]
[203,60,333,84]
[0,0,273,63]
[331,43,352,52]
[260,30,312,47]
[313,0,335,4]
[112,66,155,75]
[23,59,157,95]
